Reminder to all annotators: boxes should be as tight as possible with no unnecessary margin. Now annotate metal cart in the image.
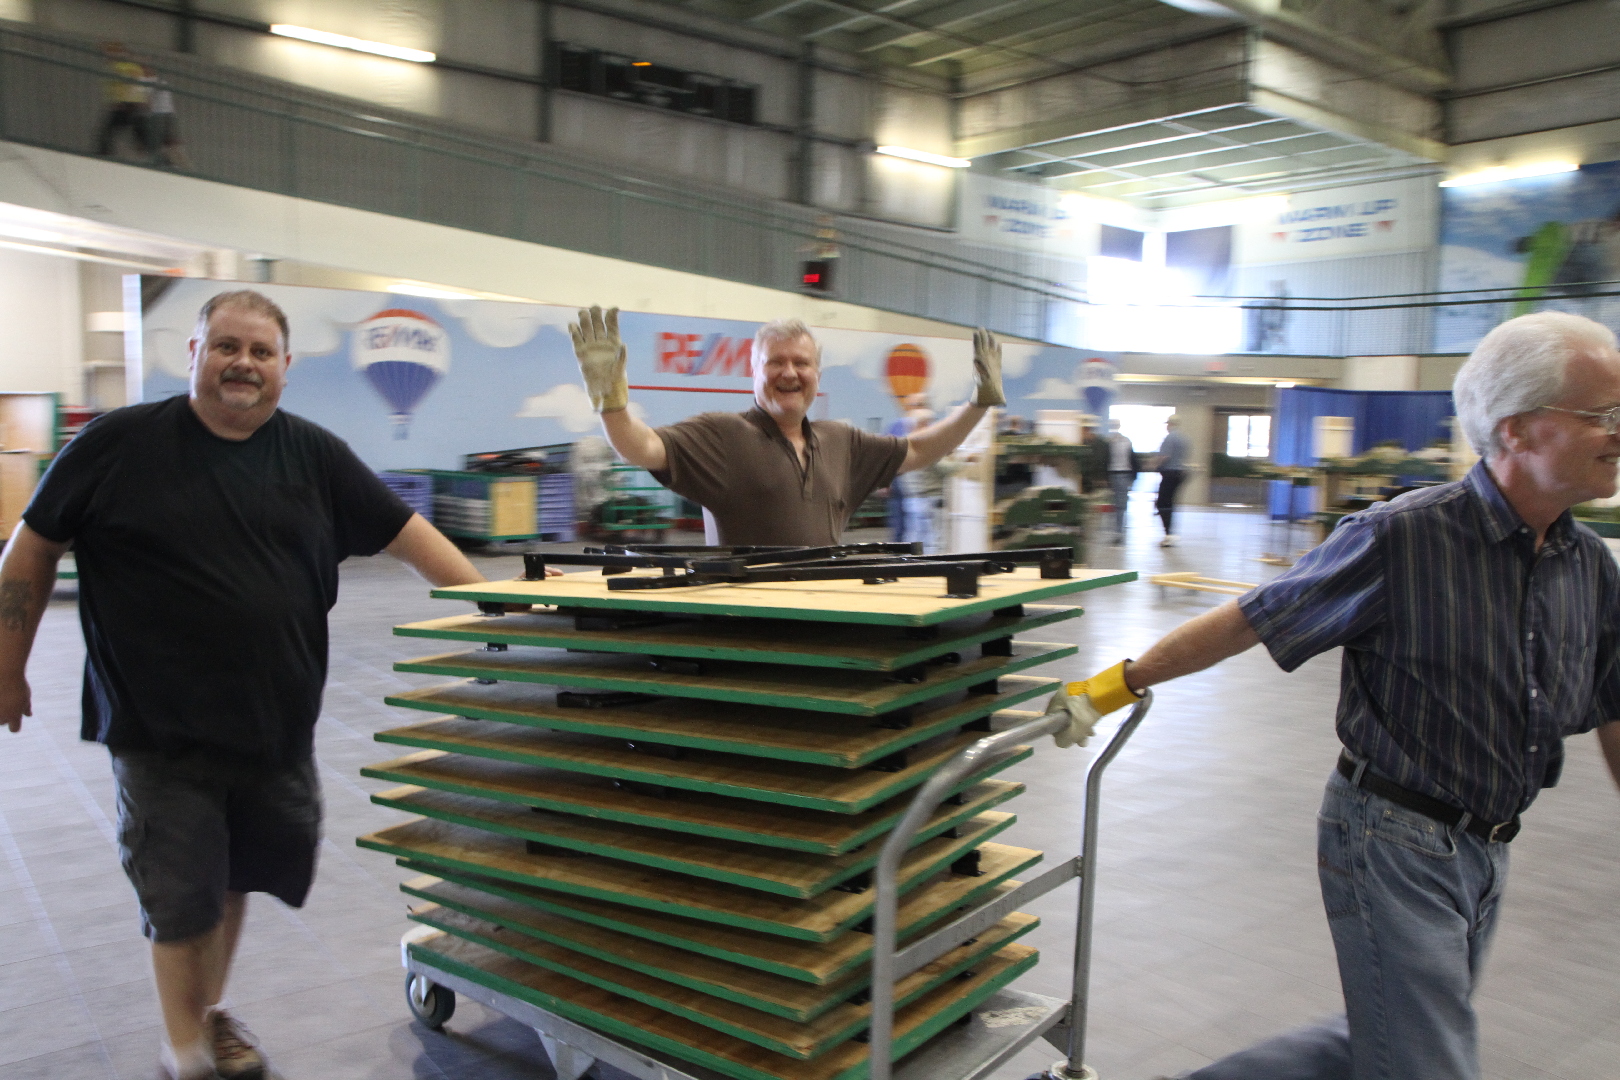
[400,693,1153,1080]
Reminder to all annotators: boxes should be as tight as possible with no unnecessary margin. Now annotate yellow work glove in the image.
[1044,661,1141,749]
[569,305,629,413]
[971,327,1005,408]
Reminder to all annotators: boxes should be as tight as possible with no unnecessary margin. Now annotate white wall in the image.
[0,246,80,397]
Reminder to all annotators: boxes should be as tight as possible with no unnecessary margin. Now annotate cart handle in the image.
[865,690,1152,1080]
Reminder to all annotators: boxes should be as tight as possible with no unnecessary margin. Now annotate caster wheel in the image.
[406,972,456,1029]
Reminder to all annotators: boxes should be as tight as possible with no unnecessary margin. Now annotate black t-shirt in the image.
[24,396,413,766]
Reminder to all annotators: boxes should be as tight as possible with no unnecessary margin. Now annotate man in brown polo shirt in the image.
[569,307,1004,545]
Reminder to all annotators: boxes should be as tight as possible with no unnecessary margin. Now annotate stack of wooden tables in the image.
[359,564,1133,1080]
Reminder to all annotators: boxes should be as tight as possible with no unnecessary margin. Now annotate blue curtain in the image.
[1273,387,1454,466]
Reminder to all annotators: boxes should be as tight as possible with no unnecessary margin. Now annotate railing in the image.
[0,23,1077,339]
[1229,279,1620,356]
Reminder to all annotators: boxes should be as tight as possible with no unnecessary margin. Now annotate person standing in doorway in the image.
[1155,414,1190,547]
[1105,419,1136,544]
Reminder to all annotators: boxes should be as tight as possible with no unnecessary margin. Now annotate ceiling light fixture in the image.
[270,25,435,63]
[1275,381,1297,389]
[875,145,971,169]
[1439,162,1578,188]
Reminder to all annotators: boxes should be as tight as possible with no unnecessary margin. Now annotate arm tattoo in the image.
[0,580,34,633]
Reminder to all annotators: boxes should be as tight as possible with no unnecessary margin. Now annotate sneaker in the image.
[209,1011,267,1080]
[1159,535,1176,547]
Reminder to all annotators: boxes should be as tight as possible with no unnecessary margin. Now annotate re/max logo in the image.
[364,326,440,351]
[656,332,752,376]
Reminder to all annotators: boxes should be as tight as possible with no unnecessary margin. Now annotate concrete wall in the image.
[0,245,81,398]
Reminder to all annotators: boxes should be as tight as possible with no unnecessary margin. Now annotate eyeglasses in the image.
[1538,405,1620,434]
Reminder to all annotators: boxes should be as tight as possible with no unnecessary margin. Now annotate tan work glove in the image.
[569,305,628,413]
[971,327,1005,408]
[1044,660,1141,749]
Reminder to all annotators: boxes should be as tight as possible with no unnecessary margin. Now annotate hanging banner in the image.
[1234,176,1437,265]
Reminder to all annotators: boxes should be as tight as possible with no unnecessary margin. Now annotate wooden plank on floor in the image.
[400,861,1031,986]
[394,605,1083,672]
[406,880,1038,1022]
[430,565,1136,627]
[382,677,1055,767]
[359,815,1039,942]
[371,785,1016,898]
[410,932,1039,1080]
[364,752,1021,854]
[410,902,1036,1056]
[392,641,1075,716]
[371,722,1032,814]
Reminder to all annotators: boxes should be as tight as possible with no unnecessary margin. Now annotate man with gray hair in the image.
[569,306,1003,545]
[1026,310,1620,1080]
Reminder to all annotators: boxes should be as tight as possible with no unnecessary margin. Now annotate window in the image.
[1225,414,1271,458]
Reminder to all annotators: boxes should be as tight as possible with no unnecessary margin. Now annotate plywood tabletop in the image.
[361,814,1040,942]
[383,678,1054,767]
[372,783,1015,898]
[372,720,1031,814]
[408,879,1037,1023]
[393,641,1074,716]
[410,932,1037,1080]
[412,903,1035,1057]
[430,566,1135,627]
[394,605,1082,672]
[401,866,1030,986]
[363,751,1022,855]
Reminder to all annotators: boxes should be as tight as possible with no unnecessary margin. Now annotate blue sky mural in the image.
[136,279,1117,471]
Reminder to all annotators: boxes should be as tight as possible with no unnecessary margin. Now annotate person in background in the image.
[885,392,929,541]
[145,72,191,169]
[1105,419,1136,544]
[1078,415,1109,495]
[895,405,971,553]
[0,290,542,1080]
[572,308,1004,545]
[97,42,152,159]
[1154,414,1190,547]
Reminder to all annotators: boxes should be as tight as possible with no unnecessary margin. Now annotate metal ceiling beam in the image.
[1000,113,1285,165]
[845,0,1050,51]
[1152,0,1449,92]
[894,0,1163,66]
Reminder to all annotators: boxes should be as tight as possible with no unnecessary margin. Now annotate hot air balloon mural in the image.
[1077,357,1118,419]
[884,343,929,402]
[352,309,451,439]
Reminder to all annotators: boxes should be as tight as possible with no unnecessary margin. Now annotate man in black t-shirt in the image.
[0,290,513,1080]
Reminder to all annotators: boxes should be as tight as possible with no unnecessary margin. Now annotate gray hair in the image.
[752,319,820,364]
[1453,312,1618,457]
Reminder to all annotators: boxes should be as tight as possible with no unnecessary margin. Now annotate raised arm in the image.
[899,327,1004,474]
[0,524,70,732]
[570,304,667,471]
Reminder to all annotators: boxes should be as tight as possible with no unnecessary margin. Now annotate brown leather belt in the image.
[1338,755,1520,844]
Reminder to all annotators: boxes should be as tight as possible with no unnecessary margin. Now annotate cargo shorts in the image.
[111,748,323,943]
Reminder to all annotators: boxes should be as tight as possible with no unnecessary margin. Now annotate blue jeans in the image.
[1186,769,1509,1080]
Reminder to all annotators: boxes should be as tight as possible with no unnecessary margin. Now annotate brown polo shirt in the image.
[653,407,908,545]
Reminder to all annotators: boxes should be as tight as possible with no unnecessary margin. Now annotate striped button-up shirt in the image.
[1240,461,1620,824]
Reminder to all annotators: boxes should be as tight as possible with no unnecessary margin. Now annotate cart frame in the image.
[400,692,1152,1080]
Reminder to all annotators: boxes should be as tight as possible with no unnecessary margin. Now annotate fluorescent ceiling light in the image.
[875,145,971,169]
[1439,162,1577,188]
[0,237,180,271]
[390,281,473,299]
[270,25,435,63]
[1275,381,1296,388]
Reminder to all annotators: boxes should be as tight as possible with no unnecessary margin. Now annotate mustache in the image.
[220,369,264,387]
